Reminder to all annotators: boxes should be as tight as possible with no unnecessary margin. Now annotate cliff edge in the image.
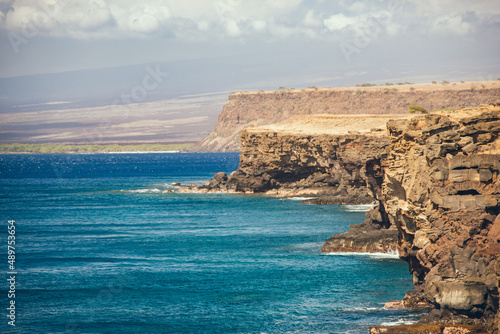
[377,105,500,332]
[186,114,408,206]
[191,82,500,152]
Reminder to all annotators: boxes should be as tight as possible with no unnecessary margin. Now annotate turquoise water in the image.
[0,153,419,333]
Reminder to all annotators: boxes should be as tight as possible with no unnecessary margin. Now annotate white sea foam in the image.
[341,204,375,212]
[342,306,382,312]
[280,197,315,201]
[121,188,162,194]
[291,242,324,249]
[284,242,324,251]
[323,251,400,259]
[380,318,418,326]
[79,234,134,239]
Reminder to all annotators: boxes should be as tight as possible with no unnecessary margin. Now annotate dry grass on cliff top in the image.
[234,80,500,95]
[435,104,500,120]
[246,105,500,137]
[246,114,412,135]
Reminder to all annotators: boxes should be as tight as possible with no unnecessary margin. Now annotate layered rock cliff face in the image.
[191,84,500,152]
[379,105,500,331]
[197,114,407,204]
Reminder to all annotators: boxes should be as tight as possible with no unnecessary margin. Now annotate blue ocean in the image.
[0,153,421,334]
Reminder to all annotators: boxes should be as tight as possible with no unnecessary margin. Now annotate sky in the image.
[0,0,499,144]
[0,0,499,80]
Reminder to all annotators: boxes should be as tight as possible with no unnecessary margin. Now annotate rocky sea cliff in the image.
[372,105,500,333]
[191,83,500,152]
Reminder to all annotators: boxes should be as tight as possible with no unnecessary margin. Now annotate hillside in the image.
[191,81,500,152]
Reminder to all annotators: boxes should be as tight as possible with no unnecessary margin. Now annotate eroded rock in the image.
[379,105,500,331]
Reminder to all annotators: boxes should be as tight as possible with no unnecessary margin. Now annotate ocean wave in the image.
[280,197,315,201]
[282,242,324,252]
[340,306,382,312]
[323,251,400,259]
[120,188,162,194]
[78,234,135,239]
[289,242,324,249]
[379,318,418,326]
[340,204,375,212]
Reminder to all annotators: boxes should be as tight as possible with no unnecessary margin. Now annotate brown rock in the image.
[223,115,397,199]
[322,218,398,254]
[381,105,500,328]
[190,87,500,152]
[462,143,478,153]
[385,290,434,309]
[476,133,493,144]
[370,324,486,334]
[213,172,228,183]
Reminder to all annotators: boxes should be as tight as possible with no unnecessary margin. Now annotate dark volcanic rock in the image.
[322,203,398,253]
[201,115,408,206]
[370,324,487,334]
[384,290,434,309]
[322,220,398,253]
[376,105,500,332]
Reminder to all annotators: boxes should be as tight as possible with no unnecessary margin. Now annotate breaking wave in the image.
[341,204,375,212]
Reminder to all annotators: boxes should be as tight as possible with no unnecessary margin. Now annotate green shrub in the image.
[408,105,428,114]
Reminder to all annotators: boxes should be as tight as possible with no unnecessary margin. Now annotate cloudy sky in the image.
[0,0,499,83]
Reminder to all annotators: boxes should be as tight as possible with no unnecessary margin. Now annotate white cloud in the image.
[0,0,498,41]
[324,13,359,31]
[250,19,266,32]
[432,14,472,36]
[386,22,400,36]
[406,0,500,17]
[348,2,367,12]
[304,10,321,27]
[224,19,240,37]
[197,19,210,32]
[116,5,171,33]
[79,2,113,30]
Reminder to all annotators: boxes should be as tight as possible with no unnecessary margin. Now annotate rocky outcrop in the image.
[192,115,409,207]
[191,83,500,152]
[370,324,488,334]
[376,105,500,331]
[321,212,398,253]
[320,158,399,253]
